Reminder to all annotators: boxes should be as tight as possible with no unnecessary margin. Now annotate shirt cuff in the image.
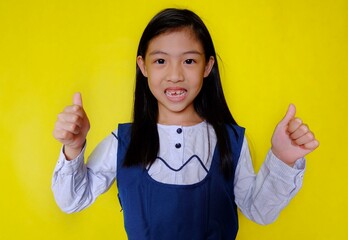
[54,144,86,175]
[267,150,305,180]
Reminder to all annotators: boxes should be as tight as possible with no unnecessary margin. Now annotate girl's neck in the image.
[157,111,204,126]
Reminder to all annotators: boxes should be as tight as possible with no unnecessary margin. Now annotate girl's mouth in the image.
[164,89,187,102]
[165,89,187,97]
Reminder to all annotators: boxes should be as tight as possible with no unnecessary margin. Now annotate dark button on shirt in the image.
[175,143,181,149]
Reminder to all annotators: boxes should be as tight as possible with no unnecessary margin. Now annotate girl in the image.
[52,8,319,240]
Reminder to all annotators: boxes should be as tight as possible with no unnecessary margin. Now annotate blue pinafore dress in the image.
[116,123,245,240]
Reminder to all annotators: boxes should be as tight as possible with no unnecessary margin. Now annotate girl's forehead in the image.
[146,28,203,54]
[158,27,197,38]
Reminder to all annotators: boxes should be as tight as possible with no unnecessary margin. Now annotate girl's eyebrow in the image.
[148,51,168,56]
[148,50,203,56]
[183,50,203,55]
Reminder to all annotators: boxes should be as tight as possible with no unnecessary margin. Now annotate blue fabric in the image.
[117,123,245,240]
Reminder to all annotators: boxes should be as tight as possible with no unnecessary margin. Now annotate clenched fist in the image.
[271,104,319,166]
[53,92,90,160]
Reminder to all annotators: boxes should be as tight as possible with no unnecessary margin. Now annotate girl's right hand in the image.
[53,92,90,160]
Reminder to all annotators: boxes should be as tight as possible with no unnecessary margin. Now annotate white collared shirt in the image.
[52,122,305,225]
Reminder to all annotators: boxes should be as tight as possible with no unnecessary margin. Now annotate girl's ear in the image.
[137,56,148,77]
[203,56,215,77]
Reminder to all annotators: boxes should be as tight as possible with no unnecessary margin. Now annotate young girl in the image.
[52,8,319,240]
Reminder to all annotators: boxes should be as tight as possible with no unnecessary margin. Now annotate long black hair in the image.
[123,8,238,178]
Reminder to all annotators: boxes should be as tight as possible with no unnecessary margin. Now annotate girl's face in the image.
[137,28,214,125]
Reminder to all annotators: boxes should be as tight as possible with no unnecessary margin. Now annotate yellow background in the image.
[0,0,347,239]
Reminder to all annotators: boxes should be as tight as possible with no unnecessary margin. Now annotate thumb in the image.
[279,104,296,126]
[73,92,83,107]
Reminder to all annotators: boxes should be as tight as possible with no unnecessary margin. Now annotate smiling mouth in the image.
[165,89,187,97]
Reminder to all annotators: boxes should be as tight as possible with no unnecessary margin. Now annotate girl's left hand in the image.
[271,104,319,167]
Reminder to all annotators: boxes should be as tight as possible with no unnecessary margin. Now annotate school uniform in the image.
[52,121,305,239]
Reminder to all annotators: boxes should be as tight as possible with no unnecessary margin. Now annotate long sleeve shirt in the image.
[52,121,305,225]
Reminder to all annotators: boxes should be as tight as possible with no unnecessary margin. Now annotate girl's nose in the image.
[167,62,184,83]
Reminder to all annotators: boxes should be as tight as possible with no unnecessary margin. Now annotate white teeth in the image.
[165,90,186,96]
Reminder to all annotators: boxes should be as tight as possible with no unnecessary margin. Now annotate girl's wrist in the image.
[63,143,84,160]
[271,147,296,168]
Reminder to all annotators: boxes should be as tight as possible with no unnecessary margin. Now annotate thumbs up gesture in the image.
[53,93,90,160]
[271,104,319,166]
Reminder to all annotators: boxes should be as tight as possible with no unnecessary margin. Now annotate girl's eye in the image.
[155,59,165,64]
[184,59,195,64]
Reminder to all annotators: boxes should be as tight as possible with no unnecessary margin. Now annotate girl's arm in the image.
[234,139,305,225]
[52,92,117,213]
[234,104,319,225]
[51,133,117,213]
